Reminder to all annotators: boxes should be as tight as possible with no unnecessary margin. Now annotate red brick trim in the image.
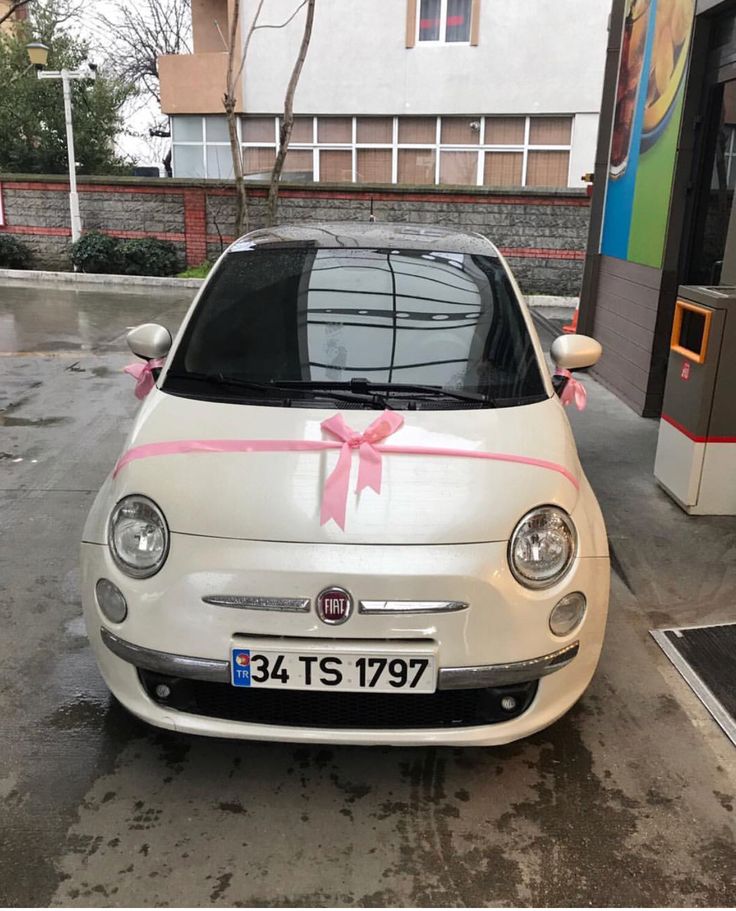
[183,188,207,266]
[201,233,583,261]
[206,186,590,207]
[2,179,590,207]
[503,247,585,260]
[0,224,185,242]
[1,227,585,262]
[2,181,179,196]
[108,229,185,242]
[0,224,71,236]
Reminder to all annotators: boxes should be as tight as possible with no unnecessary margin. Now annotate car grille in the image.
[138,670,538,729]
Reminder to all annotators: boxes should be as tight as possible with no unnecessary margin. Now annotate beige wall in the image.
[159,0,242,114]
[160,51,243,114]
[0,0,28,33]
[192,0,229,53]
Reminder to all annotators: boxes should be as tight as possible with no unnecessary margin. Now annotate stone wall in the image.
[0,176,590,295]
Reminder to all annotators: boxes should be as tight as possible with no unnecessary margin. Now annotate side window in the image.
[417,0,474,44]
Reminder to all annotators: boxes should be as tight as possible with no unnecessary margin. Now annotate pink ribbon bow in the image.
[123,358,165,400]
[555,369,587,411]
[320,411,405,530]
[112,414,580,531]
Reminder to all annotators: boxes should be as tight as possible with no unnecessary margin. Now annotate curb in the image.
[526,295,578,308]
[0,269,577,306]
[0,268,204,289]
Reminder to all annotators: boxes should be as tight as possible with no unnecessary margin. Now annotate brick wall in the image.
[0,175,590,295]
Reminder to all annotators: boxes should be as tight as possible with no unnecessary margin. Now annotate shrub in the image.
[0,234,33,269]
[178,261,212,279]
[70,231,123,274]
[120,237,180,277]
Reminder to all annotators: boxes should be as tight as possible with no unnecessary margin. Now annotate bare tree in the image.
[94,0,191,105]
[0,0,32,28]
[91,0,191,174]
[222,0,263,237]
[221,0,313,236]
[266,0,315,226]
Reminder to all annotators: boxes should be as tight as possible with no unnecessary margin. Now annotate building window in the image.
[418,0,472,43]
[173,113,573,188]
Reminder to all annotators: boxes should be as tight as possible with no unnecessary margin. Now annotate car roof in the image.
[227,222,500,256]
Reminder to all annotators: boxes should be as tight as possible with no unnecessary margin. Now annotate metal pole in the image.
[61,70,82,243]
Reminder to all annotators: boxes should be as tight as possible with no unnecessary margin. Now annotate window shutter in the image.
[470,0,481,45]
[406,0,417,48]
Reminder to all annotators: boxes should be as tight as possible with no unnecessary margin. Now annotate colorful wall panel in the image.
[601,0,696,269]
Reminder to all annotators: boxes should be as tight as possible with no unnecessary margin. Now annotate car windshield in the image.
[164,246,547,409]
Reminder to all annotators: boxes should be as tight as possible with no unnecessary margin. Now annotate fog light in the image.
[549,591,586,636]
[501,696,517,711]
[95,578,127,623]
[155,684,171,700]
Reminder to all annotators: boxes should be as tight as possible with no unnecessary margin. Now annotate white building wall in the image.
[240,0,609,185]
[568,112,601,186]
[242,0,609,115]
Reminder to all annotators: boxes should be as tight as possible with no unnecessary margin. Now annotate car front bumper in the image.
[81,535,609,746]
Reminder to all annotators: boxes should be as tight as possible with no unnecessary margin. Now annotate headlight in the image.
[508,506,576,589]
[109,495,169,578]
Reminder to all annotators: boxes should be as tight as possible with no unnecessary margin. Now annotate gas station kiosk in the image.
[654,286,736,515]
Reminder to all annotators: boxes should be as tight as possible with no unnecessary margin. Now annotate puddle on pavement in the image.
[0,416,71,427]
[47,695,109,731]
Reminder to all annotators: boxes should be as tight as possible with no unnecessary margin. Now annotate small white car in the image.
[81,223,609,746]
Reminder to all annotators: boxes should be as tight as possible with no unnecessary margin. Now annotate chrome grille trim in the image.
[359,600,468,614]
[438,642,579,689]
[202,595,310,612]
[101,629,578,692]
[101,628,230,683]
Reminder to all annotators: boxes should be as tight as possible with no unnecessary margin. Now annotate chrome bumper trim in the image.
[102,628,578,691]
[359,600,468,614]
[202,595,310,612]
[101,628,230,683]
[438,642,579,689]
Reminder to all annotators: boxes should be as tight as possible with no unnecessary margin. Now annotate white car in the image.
[81,223,609,747]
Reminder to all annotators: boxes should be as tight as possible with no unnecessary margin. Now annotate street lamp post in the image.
[26,42,96,244]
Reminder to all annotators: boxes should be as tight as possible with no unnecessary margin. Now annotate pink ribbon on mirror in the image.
[113,410,580,531]
[123,358,165,400]
[555,369,587,411]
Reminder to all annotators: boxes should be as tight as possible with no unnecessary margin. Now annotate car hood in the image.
[101,391,581,545]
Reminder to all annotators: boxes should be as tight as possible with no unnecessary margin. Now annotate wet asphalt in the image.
[0,281,734,907]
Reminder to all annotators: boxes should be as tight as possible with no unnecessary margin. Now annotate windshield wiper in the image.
[278,378,493,406]
[165,371,387,408]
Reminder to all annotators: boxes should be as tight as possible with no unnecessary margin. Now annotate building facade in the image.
[0,0,29,32]
[159,0,610,189]
[579,0,736,416]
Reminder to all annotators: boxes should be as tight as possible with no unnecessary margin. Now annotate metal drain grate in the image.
[651,622,736,747]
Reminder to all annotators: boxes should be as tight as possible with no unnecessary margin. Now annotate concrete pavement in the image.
[0,281,733,907]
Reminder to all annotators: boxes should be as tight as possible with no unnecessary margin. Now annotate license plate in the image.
[230,645,436,693]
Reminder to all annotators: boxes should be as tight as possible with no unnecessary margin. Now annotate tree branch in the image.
[266,0,315,226]
[0,0,32,28]
[232,0,265,90]
[253,0,308,32]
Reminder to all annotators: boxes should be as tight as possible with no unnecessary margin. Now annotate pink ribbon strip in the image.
[113,411,579,530]
[124,358,165,400]
[555,369,587,411]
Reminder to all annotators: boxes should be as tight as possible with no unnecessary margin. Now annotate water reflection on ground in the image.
[0,281,195,354]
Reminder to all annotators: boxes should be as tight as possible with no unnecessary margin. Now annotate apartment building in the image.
[159,0,610,188]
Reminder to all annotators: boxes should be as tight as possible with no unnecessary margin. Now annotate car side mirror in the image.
[551,334,602,371]
[126,323,172,360]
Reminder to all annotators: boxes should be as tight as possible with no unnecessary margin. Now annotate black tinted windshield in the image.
[165,246,546,409]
